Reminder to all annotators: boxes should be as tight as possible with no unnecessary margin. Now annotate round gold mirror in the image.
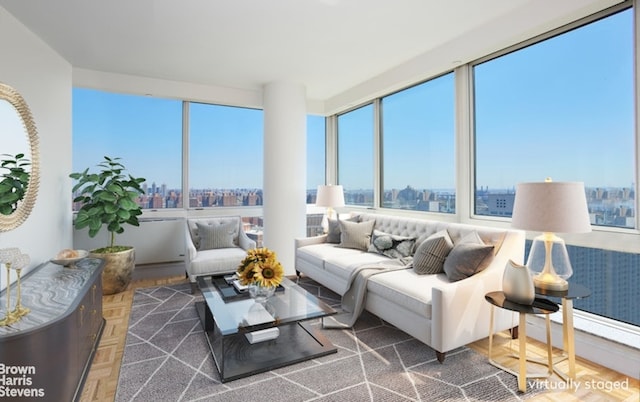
[0,82,40,232]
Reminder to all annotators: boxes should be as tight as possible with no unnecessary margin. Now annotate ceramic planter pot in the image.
[90,247,135,295]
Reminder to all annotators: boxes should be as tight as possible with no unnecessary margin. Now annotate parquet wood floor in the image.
[79,275,639,402]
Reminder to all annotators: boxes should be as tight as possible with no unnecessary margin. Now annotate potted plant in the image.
[0,153,30,216]
[70,156,146,294]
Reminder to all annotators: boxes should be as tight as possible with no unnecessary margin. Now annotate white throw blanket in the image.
[322,257,413,329]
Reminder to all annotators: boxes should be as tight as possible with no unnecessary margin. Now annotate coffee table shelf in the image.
[196,275,337,382]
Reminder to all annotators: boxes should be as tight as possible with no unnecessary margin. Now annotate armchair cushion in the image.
[196,221,237,250]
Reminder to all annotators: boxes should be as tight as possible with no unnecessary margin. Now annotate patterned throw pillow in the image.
[338,219,375,251]
[413,230,454,274]
[368,230,416,259]
[443,231,494,282]
[196,222,236,250]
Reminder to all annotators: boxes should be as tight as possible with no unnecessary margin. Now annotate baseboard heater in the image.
[73,218,186,265]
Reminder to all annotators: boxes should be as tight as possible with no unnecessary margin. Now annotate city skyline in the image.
[77,181,635,229]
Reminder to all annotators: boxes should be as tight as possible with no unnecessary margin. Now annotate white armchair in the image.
[185,216,256,292]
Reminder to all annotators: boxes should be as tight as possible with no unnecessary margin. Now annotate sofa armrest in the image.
[185,224,197,262]
[295,234,328,248]
[238,230,257,250]
[430,229,525,353]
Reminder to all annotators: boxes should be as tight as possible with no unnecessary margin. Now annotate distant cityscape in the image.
[72,183,636,229]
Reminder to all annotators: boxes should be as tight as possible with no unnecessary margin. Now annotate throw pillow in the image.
[368,230,416,258]
[443,231,494,282]
[413,230,454,274]
[196,222,236,250]
[338,219,375,251]
[326,215,359,244]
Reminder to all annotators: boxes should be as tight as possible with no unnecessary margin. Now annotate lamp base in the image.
[533,273,568,291]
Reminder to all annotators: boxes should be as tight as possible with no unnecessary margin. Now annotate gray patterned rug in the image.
[116,278,542,401]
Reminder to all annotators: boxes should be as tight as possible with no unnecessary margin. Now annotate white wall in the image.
[0,7,73,289]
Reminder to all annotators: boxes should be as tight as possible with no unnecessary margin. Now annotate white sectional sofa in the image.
[295,212,525,362]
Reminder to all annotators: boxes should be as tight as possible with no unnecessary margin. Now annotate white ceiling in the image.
[0,0,621,102]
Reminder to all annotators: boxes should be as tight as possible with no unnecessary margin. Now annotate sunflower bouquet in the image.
[237,247,284,288]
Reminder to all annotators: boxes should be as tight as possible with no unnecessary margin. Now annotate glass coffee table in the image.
[196,275,337,383]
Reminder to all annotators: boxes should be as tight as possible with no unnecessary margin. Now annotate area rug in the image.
[116,278,542,402]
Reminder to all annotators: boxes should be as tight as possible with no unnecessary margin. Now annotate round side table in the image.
[485,291,559,393]
[535,283,591,381]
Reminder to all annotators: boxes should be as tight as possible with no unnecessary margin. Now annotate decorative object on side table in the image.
[50,248,89,267]
[511,178,591,291]
[237,247,284,303]
[0,247,20,326]
[70,156,146,294]
[10,252,30,319]
[502,259,535,305]
[0,249,30,324]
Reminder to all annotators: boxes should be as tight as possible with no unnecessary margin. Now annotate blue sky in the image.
[73,9,634,193]
[474,9,634,189]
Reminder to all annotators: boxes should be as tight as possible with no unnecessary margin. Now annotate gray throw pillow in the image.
[368,230,416,258]
[327,215,359,243]
[196,222,236,250]
[443,231,494,282]
[338,220,375,251]
[413,230,454,274]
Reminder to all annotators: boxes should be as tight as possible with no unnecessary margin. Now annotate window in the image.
[381,74,455,212]
[307,115,326,204]
[188,102,264,208]
[337,104,375,207]
[473,9,635,228]
[72,89,182,210]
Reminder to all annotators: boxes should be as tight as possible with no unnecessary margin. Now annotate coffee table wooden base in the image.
[196,300,337,383]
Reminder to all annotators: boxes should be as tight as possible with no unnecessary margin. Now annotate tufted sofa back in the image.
[356,213,506,254]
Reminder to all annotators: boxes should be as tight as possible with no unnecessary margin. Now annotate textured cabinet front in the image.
[0,259,104,401]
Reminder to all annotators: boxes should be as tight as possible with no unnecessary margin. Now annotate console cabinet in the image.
[0,258,104,402]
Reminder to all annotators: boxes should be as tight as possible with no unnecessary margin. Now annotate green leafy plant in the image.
[70,156,146,253]
[0,153,30,215]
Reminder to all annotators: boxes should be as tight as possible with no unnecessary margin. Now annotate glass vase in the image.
[248,283,275,303]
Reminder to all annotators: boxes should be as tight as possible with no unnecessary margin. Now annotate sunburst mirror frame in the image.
[0,82,40,232]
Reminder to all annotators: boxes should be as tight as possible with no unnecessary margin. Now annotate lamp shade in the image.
[316,185,345,208]
[511,181,591,234]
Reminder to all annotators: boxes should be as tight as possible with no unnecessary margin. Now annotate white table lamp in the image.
[316,185,345,232]
[511,179,591,291]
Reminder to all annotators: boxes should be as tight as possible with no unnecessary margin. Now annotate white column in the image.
[262,82,306,276]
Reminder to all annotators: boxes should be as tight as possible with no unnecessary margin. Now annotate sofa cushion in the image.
[443,231,494,282]
[338,219,375,251]
[324,251,391,282]
[413,230,454,274]
[196,221,237,250]
[367,269,451,319]
[297,243,361,270]
[368,230,416,258]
